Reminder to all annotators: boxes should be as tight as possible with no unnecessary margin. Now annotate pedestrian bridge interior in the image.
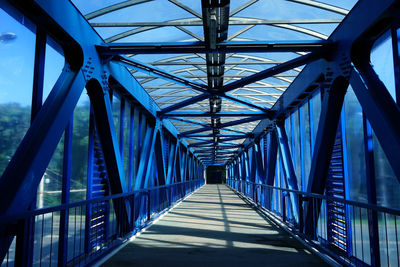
[0,0,399,266]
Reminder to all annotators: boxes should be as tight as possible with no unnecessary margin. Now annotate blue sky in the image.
[0,0,365,108]
[0,8,64,106]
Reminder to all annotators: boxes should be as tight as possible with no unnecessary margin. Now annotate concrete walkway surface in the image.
[102,184,328,267]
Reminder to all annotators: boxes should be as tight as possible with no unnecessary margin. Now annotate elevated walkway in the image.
[101,185,328,266]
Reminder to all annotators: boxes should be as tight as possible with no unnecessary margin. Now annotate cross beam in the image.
[97,40,330,54]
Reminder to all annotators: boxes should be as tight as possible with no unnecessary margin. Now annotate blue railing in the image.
[0,180,204,266]
[227,179,400,267]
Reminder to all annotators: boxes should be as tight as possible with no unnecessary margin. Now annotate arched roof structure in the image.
[71,0,357,165]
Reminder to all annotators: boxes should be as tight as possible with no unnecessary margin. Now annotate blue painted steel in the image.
[3,0,400,265]
[299,107,305,191]
[228,0,399,161]
[128,105,135,191]
[86,117,111,252]
[179,115,266,136]
[304,77,348,236]
[221,52,323,93]
[350,68,400,181]
[31,27,46,122]
[166,139,177,184]
[309,97,315,154]
[0,70,86,215]
[161,111,268,117]
[114,55,208,93]
[266,132,278,186]
[220,93,272,113]
[362,116,380,265]
[58,120,72,267]
[0,0,207,264]
[227,180,400,266]
[289,114,296,180]
[85,110,95,254]
[392,28,400,104]
[339,107,352,259]
[132,107,140,189]
[325,117,348,252]
[154,131,166,185]
[249,146,257,183]
[120,98,126,159]
[275,123,299,221]
[182,134,248,138]
[134,124,156,189]
[159,93,210,114]
[97,40,330,55]
[86,81,127,194]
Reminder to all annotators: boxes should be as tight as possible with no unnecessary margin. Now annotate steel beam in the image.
[275,123,299,219]
[97,40,330,55]
[221,52,323,93]
[161,111,268,117]
[159,93,210,114]
[350,64,400,182]
[154,131,167,185]
[91,19,342,28]
[228,0,399,159]
[114,55,208,93]
[179,115,266,136]
[85,0,152,20]
[266,132,278,186]
[304,77,348,236]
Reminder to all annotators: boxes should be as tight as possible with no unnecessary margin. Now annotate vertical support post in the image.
[175,144,182,182]
[266,132,278,186]
[254,141,265,184]
[132,107,140,190]
[58,120,72,266]
[363,115,380,265]
[298,195,304,233]
[350,61,400,181]
[128,105,135,191]
[86,80,131,233]
[147,191,151,221]
[120,99,125,159]
[15,218,35,267]
[305,77,348,236]
[15,26,48,267]
[154,130,166,186]
[85,109,95,255]
[276,122,299,221]
[31,27,46,122]
[299,107,306,191]
[391,27,400,104]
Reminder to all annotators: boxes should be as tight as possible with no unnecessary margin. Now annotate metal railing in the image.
[227,179,400,267]
[0,179,204,266]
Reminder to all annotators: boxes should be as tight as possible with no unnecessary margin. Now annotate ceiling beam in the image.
[91,18,342,27]
[221,51,324,93]
[113,55,208,93]
[179,115,265,136]
[162,111,268,117]
[97,40,331,55]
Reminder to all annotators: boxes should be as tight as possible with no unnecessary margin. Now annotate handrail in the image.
[227,178,400,266]
[230,180,400,215]
[0,180,203,223]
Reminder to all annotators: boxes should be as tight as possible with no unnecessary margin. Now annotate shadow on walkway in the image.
[102,184,328,267]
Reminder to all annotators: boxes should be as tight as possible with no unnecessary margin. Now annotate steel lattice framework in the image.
[73,0,356,166]
[2,0,400,266]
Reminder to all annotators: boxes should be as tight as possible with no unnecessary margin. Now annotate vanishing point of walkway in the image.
[102,185,328,266]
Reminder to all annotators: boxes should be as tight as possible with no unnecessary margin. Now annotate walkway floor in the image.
[102,184,328,267]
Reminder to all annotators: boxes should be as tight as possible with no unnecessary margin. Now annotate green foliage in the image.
[70,101,90,203]
[0,103,30,175]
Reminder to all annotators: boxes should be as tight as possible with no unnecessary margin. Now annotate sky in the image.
[0,7,64,106]
[0,0,378,111]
